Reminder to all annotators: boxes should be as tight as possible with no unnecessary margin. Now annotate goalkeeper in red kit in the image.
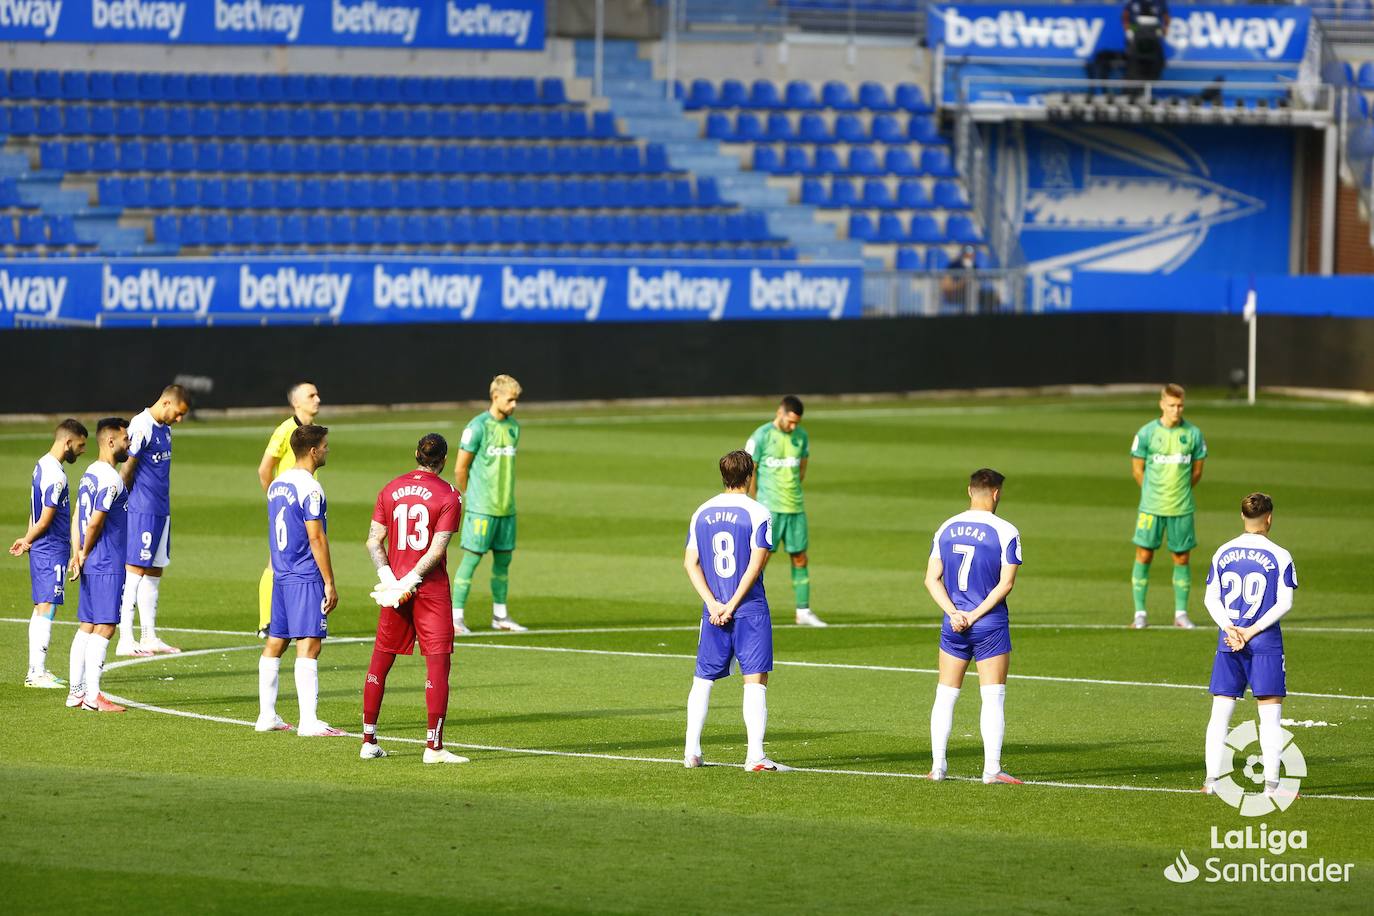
[362,434,467,764]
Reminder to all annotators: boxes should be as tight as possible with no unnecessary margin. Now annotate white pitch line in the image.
[97,643,1373,803]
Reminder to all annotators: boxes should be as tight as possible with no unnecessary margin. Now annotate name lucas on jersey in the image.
[949,524,987,542]
[1217,549,1277,572]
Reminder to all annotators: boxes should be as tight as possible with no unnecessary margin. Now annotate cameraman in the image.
[1124,0,1170,83]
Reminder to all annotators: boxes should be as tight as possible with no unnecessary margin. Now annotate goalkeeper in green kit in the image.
[452,374,526,634]
[1129,383,1207,630]
[747,396,827,627]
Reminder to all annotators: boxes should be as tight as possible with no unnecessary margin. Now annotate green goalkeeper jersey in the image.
[746,421,809,514]
[1131,418,1207,516]
[460,411,520,517]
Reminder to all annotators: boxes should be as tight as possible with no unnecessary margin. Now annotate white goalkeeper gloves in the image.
[369,567,422,609]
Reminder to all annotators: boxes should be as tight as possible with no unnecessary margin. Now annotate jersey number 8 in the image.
[393,504,431,551]
[711,531,736,578]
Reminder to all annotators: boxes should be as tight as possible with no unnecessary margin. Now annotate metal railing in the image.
[863,267,1028,316]
[951,100,1026,269]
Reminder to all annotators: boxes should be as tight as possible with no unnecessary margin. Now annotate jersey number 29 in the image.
[393,504,431,551]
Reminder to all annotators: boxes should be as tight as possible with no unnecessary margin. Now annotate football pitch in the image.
[2,392,1371,914]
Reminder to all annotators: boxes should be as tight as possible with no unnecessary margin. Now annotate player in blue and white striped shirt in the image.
[682,450,783,772]
[924,468,1024,785]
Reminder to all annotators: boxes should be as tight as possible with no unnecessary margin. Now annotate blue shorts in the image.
[939,614,1012,662]
[1210,649,1286,698]
[270,579,327,640]
[29,547,68,606]
[695,612,773,680]
[126,512,171,568]
[78,572,123,625]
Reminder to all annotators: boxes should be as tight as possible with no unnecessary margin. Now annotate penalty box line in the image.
[96,643,1374,803]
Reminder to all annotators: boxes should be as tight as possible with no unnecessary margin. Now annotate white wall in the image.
[646,35,932,90]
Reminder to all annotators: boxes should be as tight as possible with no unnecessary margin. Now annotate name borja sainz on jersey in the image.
[1216,549,1278,572]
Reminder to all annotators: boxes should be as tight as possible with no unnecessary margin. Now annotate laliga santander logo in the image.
[1215,720,1305,817]
[1163,850,1200,884]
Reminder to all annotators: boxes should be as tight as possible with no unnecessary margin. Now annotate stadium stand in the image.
[0,68,795,259]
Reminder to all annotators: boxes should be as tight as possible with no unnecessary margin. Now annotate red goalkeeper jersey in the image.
[372,469,461,591]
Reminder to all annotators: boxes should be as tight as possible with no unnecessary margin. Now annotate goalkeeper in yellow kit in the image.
[255,382,322,637]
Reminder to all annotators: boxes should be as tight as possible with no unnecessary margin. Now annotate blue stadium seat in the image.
[1359,62,1374,91]
[645,142,668,172]
[167,106,193,137]
[734,112,764,143]
[170,141,196,172]
[946,214,982,244]
[119,177,147,208]
[62,70,91,101]
[933,180,970,209]
[17,214,46,246]
[800,177,825,206]
[921,147,957,177]
[89,105,115,136]
[863,179,896,209]
[261,74,286,103]
[9,69,36,99]
[145,176,172,207]
[154,214,180,245]
[822,81,857,110]
[173,178,199,207]
[327,214,353,246]
[885,148,920,176]
[541,77,566,105]
[848,147,882,176]
[828,179,859,208]
[686,79,716,110]
[814,147,843,174]
[834,114,866,144]
[305,214,330,246]
[205,214,231,246]
[765,112,794,142]
[847,212,874,241]
[201,178,226,208]
[208,73,234,102]
[895,247,923,270]
[875,213,905,243]
[750,79,782,109]
[378,214,402,246]
[798,113,832,144]
[137,72,166,101]
[276,178,300,209]
[908,114,945,144]
[39,140,64,170]
[179,214,206,246]
[225,178,251,210]
[36,104,61,136]
[859,81,895,111]
[234,74,262,102]
[88,71,115,100]
[894,83,934,114]
[592,111,617,138]
[9,104,36,135]
[871,114,903,144]
[164,73,189,102]
[222,142,248,171]
[909,214,945,244]
[98,177,124,207]
[718,79,748,108]
[785,80,819,110]
[0,216,15,247]
[118,140,145,170]
[139,106,168,136]
[315,143,342,173]
[187,73,212,102]
[33,69,57,100]
[92,141,117,171]
[112,71,138,101]
[752,145,782,174]
[115,106,142,137]
[898,179,931,209]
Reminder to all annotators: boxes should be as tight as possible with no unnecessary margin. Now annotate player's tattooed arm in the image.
[365,520,389,572]
[409,530,453,580]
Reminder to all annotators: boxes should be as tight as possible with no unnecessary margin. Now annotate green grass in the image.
[1,392,1372,914]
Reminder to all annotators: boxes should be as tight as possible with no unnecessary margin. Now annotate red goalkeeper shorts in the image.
[374,585,454,656]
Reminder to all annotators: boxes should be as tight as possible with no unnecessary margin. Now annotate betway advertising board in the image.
[0,0,543,50]
[929,4,1309,63]
[0,257,862,328]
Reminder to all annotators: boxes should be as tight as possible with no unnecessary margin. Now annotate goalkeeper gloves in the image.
[369,569,422,609]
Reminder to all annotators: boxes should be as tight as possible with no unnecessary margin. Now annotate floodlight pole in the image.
[594,0,605,98]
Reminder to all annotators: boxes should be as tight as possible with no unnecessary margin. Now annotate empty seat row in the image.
[849,211,983,245]
[155,211,777,248]
[104,176,718,212]
[753,144,957,178]
[0,177,34,209]
[683,78,933,114]
[802,177,970,210]
[707,111,945,145]
[9,104,613,141]
[895,246,993,271]
[0,214,87,247]
[5,70,566,107]
[44,140,670,176]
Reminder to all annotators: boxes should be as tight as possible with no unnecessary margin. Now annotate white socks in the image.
[929,684,960,773]
[1205,695,1237,780]
[492,603,508,620]
[684,676,713,757]
[119,572,142,644]
[742,683,768,762]
[979,684,1006,777]
[84,634,110,703]
[258,655,281,722]
[1258,702,1284,785]
[28,612,52,675]
[295,657,320,727]
[69,628,90,693]
[137,575,161,642]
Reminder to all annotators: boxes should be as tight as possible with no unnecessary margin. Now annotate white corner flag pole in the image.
[1243,288,1257,406]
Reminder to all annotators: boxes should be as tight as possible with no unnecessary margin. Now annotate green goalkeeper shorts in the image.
[771,511,809,555]
[1132,511,1196,553]
[460,512,517,554]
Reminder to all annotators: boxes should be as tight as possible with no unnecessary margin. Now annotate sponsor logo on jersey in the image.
[1151,453,1192,465]
[761,456,801,469]
[214,0,304,41]
[485,445,516,457]
[331,0,420,44]
[446,1,532,46]
[92,0,187,39]
[0,0,63,37]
